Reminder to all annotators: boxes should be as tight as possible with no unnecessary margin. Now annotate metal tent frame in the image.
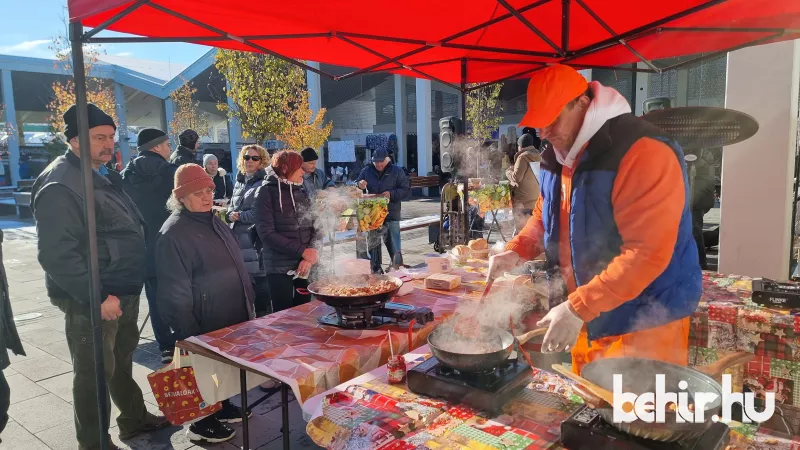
[65,2,799,449]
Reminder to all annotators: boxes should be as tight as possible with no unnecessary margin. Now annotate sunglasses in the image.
[243,155,261,162]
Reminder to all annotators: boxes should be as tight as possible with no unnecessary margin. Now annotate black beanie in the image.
[63,103,116,140]
[301,147,318,162]
[137,128,169,152]
[179,129,199,149]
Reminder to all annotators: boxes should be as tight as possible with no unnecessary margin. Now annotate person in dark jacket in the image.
[356,148,411,273]
[18,154,31,180]
[0,229,24,440]
[254,150,318,312]
[300,147,333,198]
[227,144,271,316]
[690,150,717,269]
[31,104,167,450]
[170,129,199,166]
[156,163,254,443]
[203,153,232,201]
[121,127,178,363]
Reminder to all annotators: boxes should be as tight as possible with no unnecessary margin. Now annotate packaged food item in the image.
[356,196,389,232]
[424,273,462,290]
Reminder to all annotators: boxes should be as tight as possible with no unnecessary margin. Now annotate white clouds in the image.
[0,39,50,56]
[115,52,133,57]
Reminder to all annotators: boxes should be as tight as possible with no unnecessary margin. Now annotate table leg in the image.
[240,369,249,449]
[282,383,290,449]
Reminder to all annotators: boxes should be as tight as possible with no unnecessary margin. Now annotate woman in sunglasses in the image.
[227,144,272,316]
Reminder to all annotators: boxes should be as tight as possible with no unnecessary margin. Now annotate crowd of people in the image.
[14,100,416,447]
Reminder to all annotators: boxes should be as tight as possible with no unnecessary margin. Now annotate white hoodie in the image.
[554,81,632,169]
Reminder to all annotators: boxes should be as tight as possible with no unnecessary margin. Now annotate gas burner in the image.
[317,302,434,329]
[408,357,532,414]
[561,405,730,450]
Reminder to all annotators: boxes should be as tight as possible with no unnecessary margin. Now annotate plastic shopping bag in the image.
[147,352,221,425]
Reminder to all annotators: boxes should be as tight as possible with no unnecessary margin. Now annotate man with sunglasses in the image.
[488,65,701,375]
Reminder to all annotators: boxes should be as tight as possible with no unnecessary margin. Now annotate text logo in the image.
[612,374,774,424]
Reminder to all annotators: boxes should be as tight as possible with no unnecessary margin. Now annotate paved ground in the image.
[0,198,721,449]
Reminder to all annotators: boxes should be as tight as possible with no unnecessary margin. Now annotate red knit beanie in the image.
[173,163,215,198]
[272,150,304,179]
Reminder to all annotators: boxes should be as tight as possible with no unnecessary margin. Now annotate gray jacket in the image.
[302,168,334,198]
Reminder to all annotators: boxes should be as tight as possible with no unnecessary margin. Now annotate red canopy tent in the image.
[70,0,800,90]
[60,2,800,449]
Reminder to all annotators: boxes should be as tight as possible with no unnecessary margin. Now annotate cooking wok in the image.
[301,274,403,308]
[567,352,753,442]
[428,323,547,372]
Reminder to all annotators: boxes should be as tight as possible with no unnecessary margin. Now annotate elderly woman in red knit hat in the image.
[254,150,319,312]
[155,163,255,443]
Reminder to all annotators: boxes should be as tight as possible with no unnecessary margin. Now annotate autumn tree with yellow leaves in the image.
[45,34,117,158]
[215,50,306,144]
[169,79,210,139]
[47,35,117,136]
[275,87,332,151]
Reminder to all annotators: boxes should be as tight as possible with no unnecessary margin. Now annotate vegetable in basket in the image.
[357,197,389,231]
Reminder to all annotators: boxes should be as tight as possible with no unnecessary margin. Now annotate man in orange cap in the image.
[488,64,701,374]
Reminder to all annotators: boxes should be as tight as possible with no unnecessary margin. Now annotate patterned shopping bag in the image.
[147,353,221,425]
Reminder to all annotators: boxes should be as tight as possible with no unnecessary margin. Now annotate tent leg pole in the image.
[70,22,110,450]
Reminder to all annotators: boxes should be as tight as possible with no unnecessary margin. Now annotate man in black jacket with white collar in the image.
[31,104,167,450]
[121,128,178,363]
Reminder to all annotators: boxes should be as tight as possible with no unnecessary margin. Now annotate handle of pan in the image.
[296,288,310,295]
[550,364,616,407]
[572,384,607,409]
[516,327,548,346]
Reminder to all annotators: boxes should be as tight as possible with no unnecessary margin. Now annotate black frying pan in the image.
[427,323,546,372]
[299,274,404,308]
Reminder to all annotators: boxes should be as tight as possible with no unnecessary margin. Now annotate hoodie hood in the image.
[556,81,632,169]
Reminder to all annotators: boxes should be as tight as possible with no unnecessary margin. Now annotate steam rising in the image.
[434,272,546,353]
[447,136,510,183]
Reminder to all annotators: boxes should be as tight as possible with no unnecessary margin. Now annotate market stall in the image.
[303,272,800,449]
[63,2,800,450]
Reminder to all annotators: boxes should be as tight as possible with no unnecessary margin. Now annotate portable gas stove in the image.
[561,405,730,450]
[407,356,533,414]
[317,301,434,329]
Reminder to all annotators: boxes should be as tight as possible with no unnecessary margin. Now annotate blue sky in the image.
[2,0,209,65]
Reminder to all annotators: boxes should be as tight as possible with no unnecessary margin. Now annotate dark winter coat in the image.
[212,168,233,200]
[31,150,147,307]
[356,162,411,221]
[170,145,196,167]
[227,170,267,276]
[121,151,178,277]
[155,211,254,340]
[253,176,317,275]
[0,230,24,370]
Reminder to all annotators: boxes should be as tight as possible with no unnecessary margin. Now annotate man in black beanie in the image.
[300,147,333,198]
[122,128,178,363]
[31,104,168,450]
[171,128,200,167]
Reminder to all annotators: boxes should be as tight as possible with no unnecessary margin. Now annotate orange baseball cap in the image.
[518,64,589,129]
